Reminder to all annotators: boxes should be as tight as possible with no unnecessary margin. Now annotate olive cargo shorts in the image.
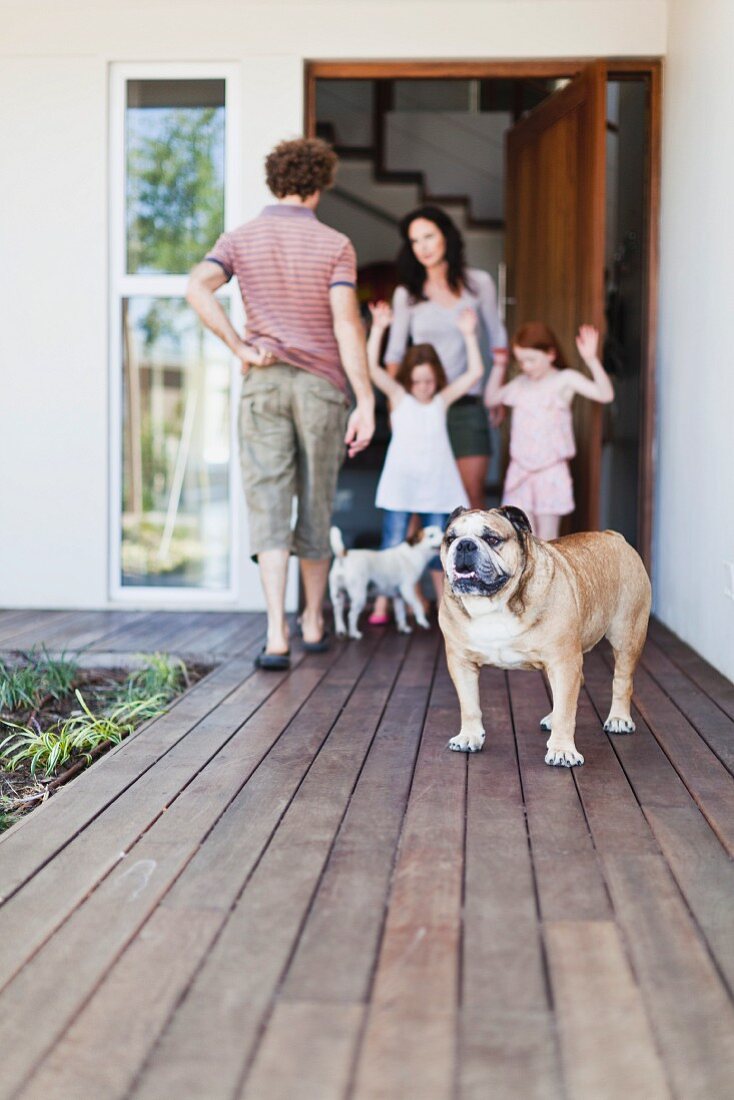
[238,363,349,561]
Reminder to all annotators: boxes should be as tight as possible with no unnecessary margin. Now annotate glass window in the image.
[125,79,225,274]
[121,297,231,588]
[112,69,237,601]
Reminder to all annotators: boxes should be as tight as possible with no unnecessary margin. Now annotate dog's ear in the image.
[496,506,532,536]
[445,506,467,531]
[406,528,423,546]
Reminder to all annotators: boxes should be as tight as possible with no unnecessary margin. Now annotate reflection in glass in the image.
[126,79,225,274]
[122,298,231,588]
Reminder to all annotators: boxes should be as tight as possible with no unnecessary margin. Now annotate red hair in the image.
[513,322,569,370]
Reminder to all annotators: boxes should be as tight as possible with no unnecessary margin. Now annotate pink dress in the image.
[502,373,576,517]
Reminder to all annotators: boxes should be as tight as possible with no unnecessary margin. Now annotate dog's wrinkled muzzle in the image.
[448,538,509,596]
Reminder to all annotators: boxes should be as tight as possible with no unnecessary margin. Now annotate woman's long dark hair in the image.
[396,205,471,302]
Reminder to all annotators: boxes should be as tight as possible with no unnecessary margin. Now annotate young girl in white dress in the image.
[367,301,484,605]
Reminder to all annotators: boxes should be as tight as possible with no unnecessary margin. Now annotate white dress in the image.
[375,394,470,513]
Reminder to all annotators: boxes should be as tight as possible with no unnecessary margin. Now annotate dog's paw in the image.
[348,630,363,641]
[397,624,413,634]
[603,715,636,734]
[448,731,485,753]
[334,626,347,638]
[539,712,553,732]
[415,617,431,631]
[544,746,584,767]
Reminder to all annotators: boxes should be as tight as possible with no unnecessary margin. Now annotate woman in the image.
[384,205,508,508]
[369,206,508,625]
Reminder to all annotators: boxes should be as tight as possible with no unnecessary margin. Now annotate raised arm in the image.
[383,285,411,377]
[440,309,485,407]
[562,325,615,404]
[484,353,516,409]
[366,302,405,404]
[330,285,375,457]
[474,269,508,358]
[186,261,274,369]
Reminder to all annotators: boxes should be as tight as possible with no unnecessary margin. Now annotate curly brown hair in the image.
[265,138,338,199]
[396,344,448,392]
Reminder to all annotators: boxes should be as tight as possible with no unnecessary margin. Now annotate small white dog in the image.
[329,525,444,639]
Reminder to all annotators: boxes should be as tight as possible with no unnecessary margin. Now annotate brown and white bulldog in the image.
[438,506,652,766]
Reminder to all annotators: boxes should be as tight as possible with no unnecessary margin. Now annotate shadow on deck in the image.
[0,608,732,1098]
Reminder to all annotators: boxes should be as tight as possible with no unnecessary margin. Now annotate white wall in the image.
[0,1,666,610]
[655,0,734,680]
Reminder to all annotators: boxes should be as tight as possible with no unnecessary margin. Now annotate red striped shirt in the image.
[207,204,357,394]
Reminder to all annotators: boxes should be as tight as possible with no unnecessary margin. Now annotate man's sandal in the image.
[254,647,291,671]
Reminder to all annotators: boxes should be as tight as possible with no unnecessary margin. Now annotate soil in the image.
[0,661,209,829]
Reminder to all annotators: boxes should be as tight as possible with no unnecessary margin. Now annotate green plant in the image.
[0,648,78,713]
[121,652,188,703]
[0,654,189,782]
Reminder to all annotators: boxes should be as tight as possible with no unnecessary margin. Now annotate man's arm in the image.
[330,284,375,457]
[186,261,272,369]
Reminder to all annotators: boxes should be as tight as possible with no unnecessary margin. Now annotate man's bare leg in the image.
[300,557,330,643]
[259,548,290,654]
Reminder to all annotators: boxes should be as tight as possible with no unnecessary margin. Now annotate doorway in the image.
[305,60,660,570]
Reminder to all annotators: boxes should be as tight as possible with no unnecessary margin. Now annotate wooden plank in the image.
[207,616,268,655]
[350,651,464,1100]
[507,669,611,921]
[17,640,376,1100]
[641,634,734,773]
[0,647,341,1097]
[572,672,659,856]
[241,1003,364,1100]
[583,650,734,994]
[545,921,669,1100]
[603,853,734,1098]
[0,610,86,649]
[643,805,734,995]
[0,609,67,645]
[600,652,734,855]
[17,907,223,1100]
[460,668,563,1100]
[130,632,415,1100]
[647,618,734,722]
[281,631,439,1005]
[35,610,153,652]
[582,650,693,809]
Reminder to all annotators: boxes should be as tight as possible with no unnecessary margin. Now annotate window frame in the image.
[109,62,242,605]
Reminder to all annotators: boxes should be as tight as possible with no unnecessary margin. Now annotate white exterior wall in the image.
[1,1,668,612]
[655,0,734,679]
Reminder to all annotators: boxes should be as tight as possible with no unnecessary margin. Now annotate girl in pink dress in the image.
[485,322,614,540]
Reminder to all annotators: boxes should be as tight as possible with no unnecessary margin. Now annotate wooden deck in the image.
[0,608,732,1099]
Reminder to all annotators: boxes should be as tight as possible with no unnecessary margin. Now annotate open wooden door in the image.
[505,62,607,531]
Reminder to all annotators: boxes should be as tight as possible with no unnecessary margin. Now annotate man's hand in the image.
[235,342,277,373]
[344,400,375,458]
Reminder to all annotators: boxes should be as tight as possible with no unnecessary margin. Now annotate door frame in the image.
[304,58,662,574]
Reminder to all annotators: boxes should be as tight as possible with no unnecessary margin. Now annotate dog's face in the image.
[413,525,444,553]
[441,506,532,598]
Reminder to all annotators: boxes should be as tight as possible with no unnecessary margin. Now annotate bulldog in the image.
[329,524,444,640]
[438,506,652,766]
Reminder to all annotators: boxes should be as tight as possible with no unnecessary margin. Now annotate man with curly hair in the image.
[187,137,374,668]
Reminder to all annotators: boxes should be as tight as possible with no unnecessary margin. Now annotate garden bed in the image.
[0,649,209,830]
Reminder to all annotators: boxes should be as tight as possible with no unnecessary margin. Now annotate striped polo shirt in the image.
[206,204,357,395]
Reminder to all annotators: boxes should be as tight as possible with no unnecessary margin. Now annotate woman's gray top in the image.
[383,268,508,397]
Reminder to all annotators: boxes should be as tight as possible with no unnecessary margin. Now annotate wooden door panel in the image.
[506,63,606,531]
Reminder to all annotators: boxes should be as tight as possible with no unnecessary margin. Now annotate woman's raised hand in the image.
[457,307,478,335]
[369,301,393,332]
[576,324,600,364]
